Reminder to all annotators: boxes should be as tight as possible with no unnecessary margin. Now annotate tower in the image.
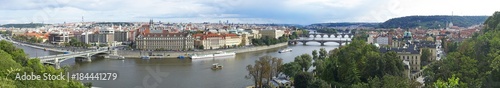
[149,19,155,30]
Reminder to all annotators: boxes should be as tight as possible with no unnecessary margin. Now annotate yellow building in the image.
[380,45,421,72]
[193,33,242,49]
[224,34,241,47]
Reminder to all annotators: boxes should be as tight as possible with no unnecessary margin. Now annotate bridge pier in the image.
[84,53,92,62]
[327,34,331,38]
[301,41,307,45]
[334,34,339,38]
[318,41,326,46]
[341,34,346,38]
[319,34,324,38]
[348,34,352,38]
[55,58,60,69]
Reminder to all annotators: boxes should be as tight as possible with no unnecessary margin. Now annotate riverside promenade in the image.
[118,42,289,58]
[0,35,70,53]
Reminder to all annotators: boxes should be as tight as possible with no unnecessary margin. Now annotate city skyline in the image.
[0,0,498,25]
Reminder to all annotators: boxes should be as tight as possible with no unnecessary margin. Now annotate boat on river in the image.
[191,51,235,60]
[212,63,223,69]
[278,48,292,53]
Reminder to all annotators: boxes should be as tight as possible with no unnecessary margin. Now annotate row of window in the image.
[399,55,419,65]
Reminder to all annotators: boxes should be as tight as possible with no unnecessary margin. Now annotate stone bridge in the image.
[32,49,111,69]
[289,39,352,46]
[302,33,354,38]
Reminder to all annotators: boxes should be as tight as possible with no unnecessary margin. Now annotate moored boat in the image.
[105,55,125,60]
[191,51,235,60]
[141,56,150,59]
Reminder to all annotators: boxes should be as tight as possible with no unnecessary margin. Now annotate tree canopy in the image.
[380,16,488,29]
[281,38,415,87]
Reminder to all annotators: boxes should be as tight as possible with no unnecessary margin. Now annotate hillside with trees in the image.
[0,40,87,87]
[423,11,500,88]
[308,23,380,28]
[379,16,488,29]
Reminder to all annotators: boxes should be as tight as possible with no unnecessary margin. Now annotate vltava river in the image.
[19,36,350,88]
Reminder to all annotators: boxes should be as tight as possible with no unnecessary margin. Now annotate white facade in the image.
[260,29,284,39]
[225,36,241,47]
[376,37,389,45]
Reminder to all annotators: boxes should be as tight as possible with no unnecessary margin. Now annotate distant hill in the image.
[379,16,488,29]
[0,23,49,28]
[308,23,380,28]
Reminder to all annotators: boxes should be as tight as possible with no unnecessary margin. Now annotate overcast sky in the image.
[0,0,498,25]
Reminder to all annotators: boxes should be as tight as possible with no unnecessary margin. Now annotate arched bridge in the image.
[289,39,352,46]
[31,49,110,69]
[302,33,354,38]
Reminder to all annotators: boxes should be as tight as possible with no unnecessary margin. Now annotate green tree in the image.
[312,50,318,60]
[434,75,462,88]
[0,77,16,88]
[319,48,327,60]
[0,50,22,72]
[282,62,301,77]
[294,72,313,88]
[421,48,431,66]
[245,56,282,88]
[309,78,331,88]
[295,54,312,72]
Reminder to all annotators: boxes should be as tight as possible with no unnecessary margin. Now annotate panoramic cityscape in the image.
[0,0,499,88]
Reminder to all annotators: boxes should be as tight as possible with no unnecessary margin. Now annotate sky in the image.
[0,0,499,25]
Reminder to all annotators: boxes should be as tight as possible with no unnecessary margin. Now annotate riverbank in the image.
[8,39,73,53]
[0,35,70,53]
[118,42,289,58]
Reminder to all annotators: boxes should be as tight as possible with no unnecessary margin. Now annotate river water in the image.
[18,36,350,88]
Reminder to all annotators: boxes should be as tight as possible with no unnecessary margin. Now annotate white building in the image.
[260,29,284,39]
